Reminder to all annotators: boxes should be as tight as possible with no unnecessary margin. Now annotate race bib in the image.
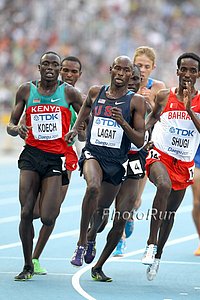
[31,112,62,140]
[90,116,123,148]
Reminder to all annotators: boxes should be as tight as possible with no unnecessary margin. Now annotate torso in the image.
[85,85,133,162]
[152,88,200,161]
[25,80,71,154]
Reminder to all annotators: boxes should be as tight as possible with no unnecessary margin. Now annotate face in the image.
[134,54,155,84]
[38,53,61,81]
[110,57,133,87]
[60,60,82,86]
[177,58,199,89]
[128,67,141,92]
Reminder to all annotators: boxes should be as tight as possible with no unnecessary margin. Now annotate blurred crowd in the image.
[0,0,200,130]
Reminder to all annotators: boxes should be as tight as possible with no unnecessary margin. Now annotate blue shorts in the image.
[79,148,125,186]
[194,145,200,169]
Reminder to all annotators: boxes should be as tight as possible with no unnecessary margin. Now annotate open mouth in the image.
[46,72,54,77]
[115,78,123,84]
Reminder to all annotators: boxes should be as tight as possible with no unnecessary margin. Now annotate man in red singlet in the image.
[7,51,83,281]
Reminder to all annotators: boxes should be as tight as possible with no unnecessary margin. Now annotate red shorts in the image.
[65,146,78,171]
[145,147,195,190]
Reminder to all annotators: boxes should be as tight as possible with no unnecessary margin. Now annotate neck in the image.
[107,85,128,99]
[38,80,58,94]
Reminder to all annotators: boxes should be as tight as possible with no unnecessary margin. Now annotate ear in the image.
[79,71,82,77]
[176,68,180,76]
[153,64,156,70]
[38,64,41,71]
[109,66,112,73]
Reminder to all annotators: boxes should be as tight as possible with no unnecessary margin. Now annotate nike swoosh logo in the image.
[115,101,125,105]
[52,169,61,173]
[191,105,197,109]
[51,98,60,102]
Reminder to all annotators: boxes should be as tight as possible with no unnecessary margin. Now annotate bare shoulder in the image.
[16,81,31,99]
[88,85,102,98]
[152,79,166,92]
[131,93,146,104]
[131,93,146,110]
[65,83,80,97]
[156,88,170,104]
[17,81,30,91]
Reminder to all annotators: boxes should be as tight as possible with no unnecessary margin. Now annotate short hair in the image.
[177,52,200,71]
[61,56,82,71]
[133,46,156,65]
[40,51,61,64]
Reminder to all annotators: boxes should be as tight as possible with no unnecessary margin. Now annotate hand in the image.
[65,128,78,144]
[78,121,86,132]
[110,107,125,126]
[138,87,151,100]
[77,122,86,142]
[18,124,32,140]
[144,140,154,151]
[183,82,192,111]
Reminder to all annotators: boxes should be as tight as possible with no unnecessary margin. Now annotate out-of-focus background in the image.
[1,0,200,153]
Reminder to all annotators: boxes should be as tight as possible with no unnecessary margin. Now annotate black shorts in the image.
[78,148,125,186]
[124,149,148,180]
[18,145,64,181]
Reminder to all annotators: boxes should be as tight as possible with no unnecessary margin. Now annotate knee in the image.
[33,211,40,219]
[41,216,56,226]
[193,199,200,210]
[134,198,141,210]
[112,218,126,236]
[156,180,171,196]
[86,183,100,199]
[21,207,33,221]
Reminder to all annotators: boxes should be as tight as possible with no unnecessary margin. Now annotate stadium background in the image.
[0,0,200,152]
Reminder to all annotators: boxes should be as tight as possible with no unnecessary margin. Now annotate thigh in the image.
[115,178,139,212]
[191,167,200,202]
[98,181,121,209]
[19,169,41,209]
[149,161,171,187]
[83,158,103,186]
[39,175,62,216]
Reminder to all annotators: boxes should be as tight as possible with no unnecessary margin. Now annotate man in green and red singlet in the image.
[7,51,83,281]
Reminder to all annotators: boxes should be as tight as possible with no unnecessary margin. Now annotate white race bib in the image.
[31,112,62,140]
[90,116,123,148]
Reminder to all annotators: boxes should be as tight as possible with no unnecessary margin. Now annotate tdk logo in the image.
[169,127,194,136]
[95,118,121,128]
[35,114,59,121]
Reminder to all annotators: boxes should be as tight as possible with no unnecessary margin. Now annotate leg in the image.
[70,159,104,267]
[147,162,172,245]
[33,171,71,258]
[84,182,120,264]
[113,178,139,256]
[87,181,121,241]
[15,170,40,280]
[146,188,186,281]
[32,171,72,274]
[142,161,172,265]
[91,179,139,280]
[77,159,103,246]
[32,175,62,263]
[134,175,148,210]
[156,189,186,259]
[191,167,200,255]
